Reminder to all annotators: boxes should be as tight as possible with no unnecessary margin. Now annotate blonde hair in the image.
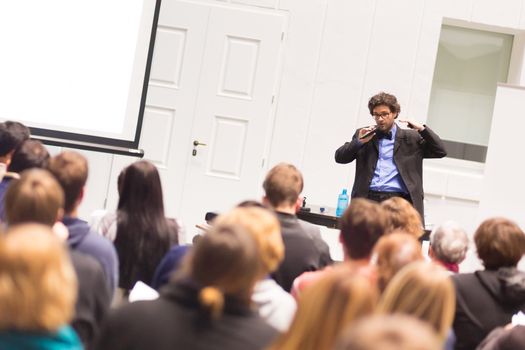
[373,232,424,292]
[5,169,64,226]
[270,267,378,350]
[378,262,455,341]
[335,314,441,350]
[213,206,284,275]
[0,224,77,332]
[381,197,423,238]
[184,223,260,319]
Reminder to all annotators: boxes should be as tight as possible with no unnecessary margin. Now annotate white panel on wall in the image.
[139,107,174,167]
[471,0,522,28]
[150,26,187,88]
[359,0,425,122]
[479,84,525,228]
[208,115,248,179]
[231,0,277,9]
[218,36,260,99]
[268,0,327,166]
[301,0,376,207]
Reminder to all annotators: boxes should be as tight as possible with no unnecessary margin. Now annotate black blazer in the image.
[334,124,446,222]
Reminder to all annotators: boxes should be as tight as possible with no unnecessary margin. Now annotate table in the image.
[296,204,339,229]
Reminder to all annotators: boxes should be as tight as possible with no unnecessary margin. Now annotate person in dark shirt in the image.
[96,223,278,350]
[4,169,111,350]
[262,163,332,292]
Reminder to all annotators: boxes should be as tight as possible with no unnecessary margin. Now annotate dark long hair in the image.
[114,160,178,289]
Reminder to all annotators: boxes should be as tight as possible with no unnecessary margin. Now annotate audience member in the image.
[4,169,111,350]
[477,325,525,350]
[380,196,424,238]
[47,151,119,298]
[379,262,455,344]
[269,268,377,350]
[262,163,332,291]
[452,218,525,350]
[94,160,179,292]
[214,206,295,332]
[0,120,30,179]
[291,198,388,297]
[373,232,424,292]
[0,224,82,349]
[96,223,278,350]
[429,221,469,273]
[334,314,441,350]
[0,139,49,221]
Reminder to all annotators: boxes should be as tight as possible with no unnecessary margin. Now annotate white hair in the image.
[430,221,469,264]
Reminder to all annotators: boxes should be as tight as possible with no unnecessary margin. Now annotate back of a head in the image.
[117,160,164,215]
[381,197,423,238]
[474,217,525,270]
[379,262,455,341]
[0,224,77,332]
[340,198,388,260]
[185,223,260,318]
[270,268,377,350]
[8,139,50,173]
[5,169,64,227]
[373,232,424,292]
[0,121,30,158]
[262,163,303,207]
[214,206,284,275]
[47,151,88,214]
[335,314,441,350]
[430,221,469,265]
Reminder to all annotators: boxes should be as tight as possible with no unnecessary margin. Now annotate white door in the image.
[105,1,286,241]
[179,5,286,239]
[104,0,210,215]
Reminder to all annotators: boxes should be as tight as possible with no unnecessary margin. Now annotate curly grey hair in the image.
[430,221,469,264]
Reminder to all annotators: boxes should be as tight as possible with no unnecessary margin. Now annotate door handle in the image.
[193,140,207,147]
[192,140,207,156]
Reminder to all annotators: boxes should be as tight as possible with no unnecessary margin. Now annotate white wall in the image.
[74,0,525,271]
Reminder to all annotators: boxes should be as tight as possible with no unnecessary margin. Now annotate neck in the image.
[66,209,79,218]
[274,205,296,215]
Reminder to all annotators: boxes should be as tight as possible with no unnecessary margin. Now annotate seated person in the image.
[0,139,49,221]
[379,262,456,347]
[373,232,424,293]
[47,151,119,298]
[4,169,111,350]
[429,221,469,273]
[0,120,30,180]
[292,198,388,298]
[380,197,424,239]
[452,217,525,350]
[270,268,377,350]
[0,224,82,349]
[93,160,179,292]
[262,163,332,291]
[96,223,278,350]
[335,314,441,350]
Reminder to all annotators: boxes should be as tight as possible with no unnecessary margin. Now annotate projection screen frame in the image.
[23,0,162,156]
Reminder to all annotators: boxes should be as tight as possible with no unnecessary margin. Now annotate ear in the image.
[261,196,270,206]
[56,208,64,222]
[294,196,302,211]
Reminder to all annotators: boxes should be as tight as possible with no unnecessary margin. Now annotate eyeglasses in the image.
[372,112,392,120]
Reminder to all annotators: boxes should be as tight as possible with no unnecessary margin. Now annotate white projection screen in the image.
[0,0,161,154]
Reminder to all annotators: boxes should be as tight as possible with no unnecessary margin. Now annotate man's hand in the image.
[399,119,425,131]
[358,126,377,143]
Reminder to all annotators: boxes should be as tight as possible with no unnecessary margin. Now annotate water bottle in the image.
[336,189,349,217]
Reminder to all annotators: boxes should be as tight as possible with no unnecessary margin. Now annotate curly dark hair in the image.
[368,92,401,116]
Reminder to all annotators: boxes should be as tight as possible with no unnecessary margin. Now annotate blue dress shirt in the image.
[369,124,408,193]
